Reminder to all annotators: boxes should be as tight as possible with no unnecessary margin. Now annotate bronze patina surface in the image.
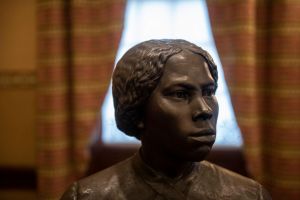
[61,40,271,200]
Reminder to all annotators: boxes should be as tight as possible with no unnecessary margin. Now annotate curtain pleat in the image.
[207,0,300,199]
[37,0,126,199]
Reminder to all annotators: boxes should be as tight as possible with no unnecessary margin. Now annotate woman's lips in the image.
[189,134,216,143]
[189,129,216,143]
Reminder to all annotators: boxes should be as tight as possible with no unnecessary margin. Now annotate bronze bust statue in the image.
[61,40,271,199]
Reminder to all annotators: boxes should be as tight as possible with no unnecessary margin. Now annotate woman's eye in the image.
[203,89,215,96]
[174,91,189,99]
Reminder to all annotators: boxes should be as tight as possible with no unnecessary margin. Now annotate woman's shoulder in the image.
[200,160,256,185]
[60,156,135,200]
[197,161,272,200]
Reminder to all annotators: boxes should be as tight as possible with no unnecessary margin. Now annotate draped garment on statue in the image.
[61,153,271,200]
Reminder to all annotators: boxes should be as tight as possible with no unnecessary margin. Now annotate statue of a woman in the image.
[61,39,271,200]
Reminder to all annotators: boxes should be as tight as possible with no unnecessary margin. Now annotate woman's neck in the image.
[140,145,195,179]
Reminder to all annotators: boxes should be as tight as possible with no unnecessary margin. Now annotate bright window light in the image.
[101,0,243,147]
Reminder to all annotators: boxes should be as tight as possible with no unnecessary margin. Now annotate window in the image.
[101,0,242,147]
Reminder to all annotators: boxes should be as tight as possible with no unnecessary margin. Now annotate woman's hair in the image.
[112,39,218,139]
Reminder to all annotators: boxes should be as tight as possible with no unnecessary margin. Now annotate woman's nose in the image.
[192,96,213,121]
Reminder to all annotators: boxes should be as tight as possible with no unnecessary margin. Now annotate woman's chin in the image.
[181,144,213,162]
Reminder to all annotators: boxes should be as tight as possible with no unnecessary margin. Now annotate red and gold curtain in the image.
[207,0,300,199]
[37,0,125,199]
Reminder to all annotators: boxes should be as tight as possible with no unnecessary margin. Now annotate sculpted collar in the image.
[132,150,203,199]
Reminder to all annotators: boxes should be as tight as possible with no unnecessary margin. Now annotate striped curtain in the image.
[37,0,125,199]
[207,0,300,199]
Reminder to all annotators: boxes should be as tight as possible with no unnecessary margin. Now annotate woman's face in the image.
[141,50,219,162]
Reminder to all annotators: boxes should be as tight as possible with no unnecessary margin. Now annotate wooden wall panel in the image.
[0,0,36,168]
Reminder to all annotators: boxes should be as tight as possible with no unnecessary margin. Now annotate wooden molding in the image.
[0,71,36,89]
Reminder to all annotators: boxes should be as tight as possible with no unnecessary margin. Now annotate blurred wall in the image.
[0,0,36,199]
[0,0,36,167]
